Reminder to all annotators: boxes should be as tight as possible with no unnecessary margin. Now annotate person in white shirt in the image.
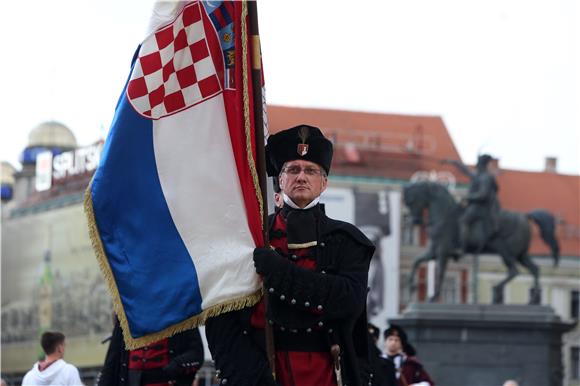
[22,331,83,386]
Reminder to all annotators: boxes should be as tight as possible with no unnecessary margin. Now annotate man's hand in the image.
[253,247,281,275]
[163,360,199,377]
[163,352,201,377]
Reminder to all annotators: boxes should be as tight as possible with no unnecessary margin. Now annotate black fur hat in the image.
[265,124,333,177]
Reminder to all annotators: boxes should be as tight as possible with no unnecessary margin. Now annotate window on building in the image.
[571,346,580,380]
[571,290,579,319]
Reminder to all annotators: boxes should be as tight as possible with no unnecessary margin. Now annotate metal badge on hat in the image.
[297,126,309,156]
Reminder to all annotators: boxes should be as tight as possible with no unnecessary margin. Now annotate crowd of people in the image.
[6,322,527,386]
[10,323,435,386]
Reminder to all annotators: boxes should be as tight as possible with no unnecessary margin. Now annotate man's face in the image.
[279,159,327,208]
[385,335,402,355]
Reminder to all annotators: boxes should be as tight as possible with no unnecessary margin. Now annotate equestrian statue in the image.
[403,155,560,304]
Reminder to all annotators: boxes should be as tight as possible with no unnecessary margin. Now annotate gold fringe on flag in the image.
[83,183,263,350]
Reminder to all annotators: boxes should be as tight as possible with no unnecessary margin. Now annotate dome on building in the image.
[27,121,77,149]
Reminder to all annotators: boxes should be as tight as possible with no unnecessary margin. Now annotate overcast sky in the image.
[1,0,578,175]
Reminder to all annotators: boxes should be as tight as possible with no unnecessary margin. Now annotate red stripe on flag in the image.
[220,1,263,247]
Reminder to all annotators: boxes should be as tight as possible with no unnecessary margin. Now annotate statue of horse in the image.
[402,181,560,304]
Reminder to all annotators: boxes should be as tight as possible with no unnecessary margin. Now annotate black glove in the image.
[163,352,201,377]
[253,247,284,276]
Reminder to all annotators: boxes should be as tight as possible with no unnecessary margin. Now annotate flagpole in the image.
[248,0,276,379]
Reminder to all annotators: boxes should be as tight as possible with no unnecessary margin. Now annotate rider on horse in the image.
[446,154,501,253]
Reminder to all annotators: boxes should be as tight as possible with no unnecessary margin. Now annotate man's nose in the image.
[295,170,308,180]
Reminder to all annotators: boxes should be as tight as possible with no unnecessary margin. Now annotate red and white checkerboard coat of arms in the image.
[127,2,222,119]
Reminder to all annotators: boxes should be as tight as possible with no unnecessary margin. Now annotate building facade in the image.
[1,122,110,384]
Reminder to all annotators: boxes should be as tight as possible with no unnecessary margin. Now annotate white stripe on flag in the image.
[153,95,260,309]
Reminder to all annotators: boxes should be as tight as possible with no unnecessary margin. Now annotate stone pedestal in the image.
[389,303,576,386]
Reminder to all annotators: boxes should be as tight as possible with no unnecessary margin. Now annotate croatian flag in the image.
[85,1,265,348]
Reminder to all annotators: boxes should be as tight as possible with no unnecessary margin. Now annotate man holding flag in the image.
[206,125,375,386]
[86,0,373,385]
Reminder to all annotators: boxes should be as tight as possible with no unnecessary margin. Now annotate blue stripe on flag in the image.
[91,93,203,338]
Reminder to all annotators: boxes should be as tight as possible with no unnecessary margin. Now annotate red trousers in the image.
[275,351,337,386]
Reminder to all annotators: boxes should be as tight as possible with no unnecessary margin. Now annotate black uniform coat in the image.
[97,318,204,386]
[206,204,375,386]
[365,345,397,386]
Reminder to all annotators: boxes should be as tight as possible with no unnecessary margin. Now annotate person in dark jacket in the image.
[363,323,397,386]
[383,325,434,386]
[97,316,204,386]
[205,124,375,386]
